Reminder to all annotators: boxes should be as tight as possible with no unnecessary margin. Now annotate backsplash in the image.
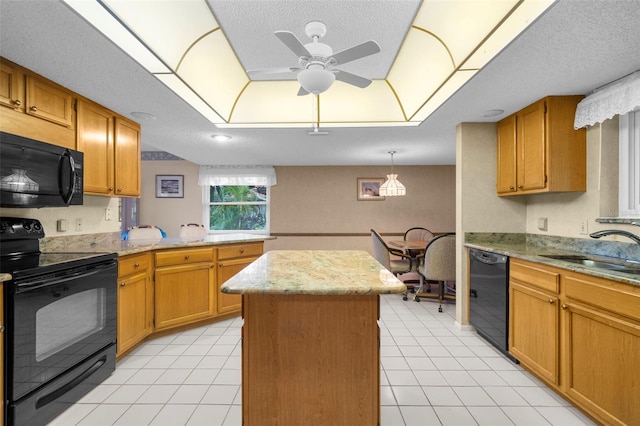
[466,232,640,262]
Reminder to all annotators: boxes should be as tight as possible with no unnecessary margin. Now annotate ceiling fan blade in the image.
[275,31,312,58]
[334,70,372,88]
[297,86,310,96]
[247,67,299,76]
[330,40,380,65]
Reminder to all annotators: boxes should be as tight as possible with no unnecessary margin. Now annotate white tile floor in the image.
[50,295,597,426]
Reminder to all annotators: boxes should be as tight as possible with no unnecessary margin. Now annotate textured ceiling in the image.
[1,1,640,166]
[208,0,419,80]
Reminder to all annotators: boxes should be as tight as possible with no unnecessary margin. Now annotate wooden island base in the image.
[242,293,380,426]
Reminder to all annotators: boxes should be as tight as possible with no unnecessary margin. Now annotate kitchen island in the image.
[221,250,406,426]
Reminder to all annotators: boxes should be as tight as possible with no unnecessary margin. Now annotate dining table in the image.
[388,240,430,251]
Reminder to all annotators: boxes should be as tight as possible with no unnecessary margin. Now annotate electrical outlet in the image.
[537,217,548,231]
[75,218,83,232]
[57,219,69,232]
[579,218,589,235]
[105,208,112,221]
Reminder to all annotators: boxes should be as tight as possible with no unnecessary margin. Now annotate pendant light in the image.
[379,151,406,196]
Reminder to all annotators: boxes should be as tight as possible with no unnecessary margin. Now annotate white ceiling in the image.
[1,0,639,166]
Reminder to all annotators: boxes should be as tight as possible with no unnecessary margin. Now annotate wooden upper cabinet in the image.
[77,99,141,198]
[25,74,74,128]
[114,116,141,197]
[77,99,114,195]
[0,57,75,148]
[497,96,586,196]
[496,114,517,194]
[0,61,24,111]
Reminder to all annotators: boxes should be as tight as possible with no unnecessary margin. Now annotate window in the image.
[619,108,640,217]
[204,185,269,233]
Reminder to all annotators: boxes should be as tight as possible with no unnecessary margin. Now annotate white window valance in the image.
[198,165,277,186]
[574,70,640,129]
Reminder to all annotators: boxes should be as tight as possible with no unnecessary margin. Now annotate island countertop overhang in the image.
[221,250,407,295]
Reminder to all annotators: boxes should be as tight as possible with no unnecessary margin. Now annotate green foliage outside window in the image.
[208,185,267,231]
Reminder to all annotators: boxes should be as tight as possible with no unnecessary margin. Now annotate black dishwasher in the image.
[469,248,517,363]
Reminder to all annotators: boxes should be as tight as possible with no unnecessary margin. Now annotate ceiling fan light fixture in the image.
[297,67,335,94]
[379,150,406,197]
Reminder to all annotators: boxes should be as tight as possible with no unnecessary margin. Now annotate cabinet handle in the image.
[120,282,126,287]
[134,263,140,268]
[0,325,4,333]
[548,299,555,304]
[509,186,515,190]
[30,105,37,112]
[239,248,245,253]
[219,263,224,267]
[517,185,523,189]
[184,255,190,260]
[13,99,21,106]
[116,188,123,193]
[561,304,568,310]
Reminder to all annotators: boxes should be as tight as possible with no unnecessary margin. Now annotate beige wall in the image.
[138,160,202,237]
[0,195,121,237]
[267,166,455,253]
[138,162,456,253]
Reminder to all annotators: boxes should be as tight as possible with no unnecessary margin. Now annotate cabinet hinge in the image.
[545,175,548,183]
[544,101,547,114]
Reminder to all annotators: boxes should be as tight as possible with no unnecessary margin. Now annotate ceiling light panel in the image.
[102,0,218,70]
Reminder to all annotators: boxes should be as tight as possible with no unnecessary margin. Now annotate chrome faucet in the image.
[589,229,640,245]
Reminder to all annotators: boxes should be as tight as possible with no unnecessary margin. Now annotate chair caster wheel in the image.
[403,295,408,301]
[438,305,443,313]
[414,296,420,302]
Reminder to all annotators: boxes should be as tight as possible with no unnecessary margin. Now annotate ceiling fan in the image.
[248,21,381,96]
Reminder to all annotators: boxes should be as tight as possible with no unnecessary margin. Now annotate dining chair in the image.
[403,227,435,264]
[415,233,456,312]
[370,229,413,276]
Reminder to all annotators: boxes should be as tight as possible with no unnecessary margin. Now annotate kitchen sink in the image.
[540,254,640,275]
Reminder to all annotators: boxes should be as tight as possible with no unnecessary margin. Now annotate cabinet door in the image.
[154,263,215,330]
[0,61,24,111]
[114,116,141,197]
[117,271,153,356]
[218,257,258,314]
[509,281,560,386]
[496,114,517,194]
[77,100,114,195]
[517,100,546,192]
[564,302,640,425]
[25,75,74,127]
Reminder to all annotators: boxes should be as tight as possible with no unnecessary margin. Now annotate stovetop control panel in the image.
[0,217,45,241]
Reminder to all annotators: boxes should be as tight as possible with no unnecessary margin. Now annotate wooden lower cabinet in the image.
[154,247,216,331]
[510,258,640,425]
[242,293,380,425]
[217,243,263,314]
[117,253,153,356]
[563,273,640,425]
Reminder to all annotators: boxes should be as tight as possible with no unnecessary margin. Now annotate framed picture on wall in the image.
[357,178,385,201]
[156,175,184,198]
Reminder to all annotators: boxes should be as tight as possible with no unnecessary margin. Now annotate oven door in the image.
[6,258,117,401]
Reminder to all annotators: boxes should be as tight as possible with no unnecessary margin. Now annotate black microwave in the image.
[0,132,83,208]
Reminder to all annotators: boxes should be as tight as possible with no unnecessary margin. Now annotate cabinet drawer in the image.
[155,247,214,267]
[218,243,263,260]
[510,259,560,294]
[565,274,640,322]
[118,252,151,277]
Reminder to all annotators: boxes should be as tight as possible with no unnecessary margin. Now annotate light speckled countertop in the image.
[465,234,640,286]
[42,233,275,256]
[221,250,407,295]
